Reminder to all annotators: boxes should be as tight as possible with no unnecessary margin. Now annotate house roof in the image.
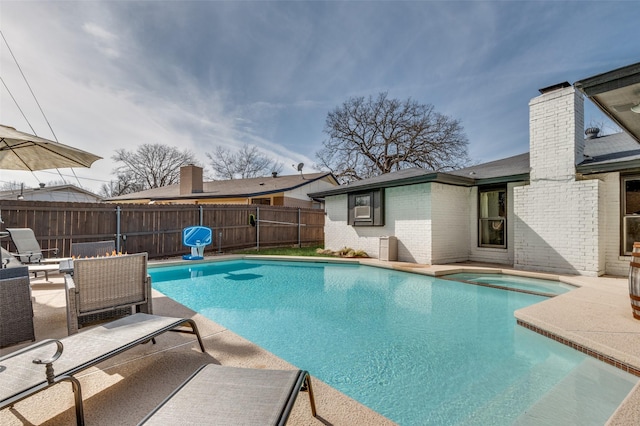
[0,184,102,201]
[574,62,640,144]
[308,153,532,197]
[109,172,337,201]
[309,132,639,198]
[307,168,474,198]
[577,131,640,174]
[447,153,530,183]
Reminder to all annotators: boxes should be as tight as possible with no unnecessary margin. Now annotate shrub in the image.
[316,247,369,258]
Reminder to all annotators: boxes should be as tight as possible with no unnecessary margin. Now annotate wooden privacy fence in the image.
[0,201,325,259]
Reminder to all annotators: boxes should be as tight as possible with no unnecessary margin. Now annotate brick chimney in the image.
[529,82,584,181]
[180,164,203,195]
[514,82,602,276]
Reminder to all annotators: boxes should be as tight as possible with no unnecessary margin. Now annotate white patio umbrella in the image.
[0,124,102,171]
[0,124,102,267]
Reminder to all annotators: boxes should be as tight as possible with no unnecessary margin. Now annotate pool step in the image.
[426,355,538,424]
[445,355,636,425]
[512,357,637,425]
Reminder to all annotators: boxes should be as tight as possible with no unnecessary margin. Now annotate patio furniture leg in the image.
[303,372,317,417]
[167,318,205,352]
[32,341,84,425]
[61,375,85,426]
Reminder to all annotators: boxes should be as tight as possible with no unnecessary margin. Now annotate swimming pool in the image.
[150,260,637,425]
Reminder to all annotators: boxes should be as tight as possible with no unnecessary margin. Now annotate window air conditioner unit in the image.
[354,206,371,219]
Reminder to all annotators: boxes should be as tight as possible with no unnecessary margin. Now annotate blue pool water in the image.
[150,260,637,425]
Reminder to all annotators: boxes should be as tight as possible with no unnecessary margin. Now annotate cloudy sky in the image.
[1,1,638,193]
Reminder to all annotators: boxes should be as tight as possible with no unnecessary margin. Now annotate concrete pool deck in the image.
[1,256,639,425]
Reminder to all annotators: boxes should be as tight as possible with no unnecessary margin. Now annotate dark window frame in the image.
[348,189,384,226]
[621,175,640,255]
[478,185,507,248]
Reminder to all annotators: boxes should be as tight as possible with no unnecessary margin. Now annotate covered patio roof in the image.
[574,62,640,143]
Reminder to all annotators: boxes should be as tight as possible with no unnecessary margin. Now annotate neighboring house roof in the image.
[109,172,337,201]
[0,184,102,202]
[309,132,639,198]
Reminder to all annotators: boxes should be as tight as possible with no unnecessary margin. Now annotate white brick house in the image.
[309,63,640,277]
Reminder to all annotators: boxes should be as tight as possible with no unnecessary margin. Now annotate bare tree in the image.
[111,144,197,193]
[316,92,470,182]
[0,181,23,191]
[44,180,69,187]
[0,181,59,192]
[207,144,283,179]
[98,171,145,198]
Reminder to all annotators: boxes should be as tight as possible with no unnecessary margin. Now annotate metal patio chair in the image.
[5,228,63,264]
[65,252,152,335]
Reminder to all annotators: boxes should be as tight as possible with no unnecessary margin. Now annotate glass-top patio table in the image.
[59,259,74,275]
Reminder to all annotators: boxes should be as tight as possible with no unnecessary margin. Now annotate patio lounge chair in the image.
[70,240,117,258]
[138,364,317,425]
[0,313,205,426]
[5,228,64,264]
[65,252,152,334]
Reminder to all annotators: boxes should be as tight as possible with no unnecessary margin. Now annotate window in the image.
[622,176,640,255]
[348,189,384,226]
[354,195,371,219]
[251,198,271,205]
[478,186,506,248]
